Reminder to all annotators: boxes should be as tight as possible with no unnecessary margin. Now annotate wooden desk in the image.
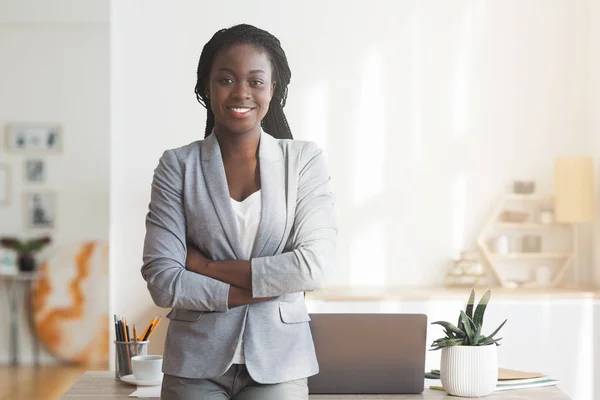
[62,371,570,399]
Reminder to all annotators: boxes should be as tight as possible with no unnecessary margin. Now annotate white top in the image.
[229,190,262,364]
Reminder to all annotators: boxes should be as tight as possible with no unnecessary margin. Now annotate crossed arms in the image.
[141,142,336,312]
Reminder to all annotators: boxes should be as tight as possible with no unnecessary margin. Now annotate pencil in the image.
[122,318,132,372]
[123,319,129,342]
[146,317,162,340]
[144,316,160,341]
[133,325,138,343]
[117,319,124,342]
[114,315,126,375]
[142,322,154,341]
[113,315,120,341]
[139,317,156,342]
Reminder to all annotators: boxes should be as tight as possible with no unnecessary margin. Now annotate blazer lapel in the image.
[201,133,244,260]
[251,131,286,258]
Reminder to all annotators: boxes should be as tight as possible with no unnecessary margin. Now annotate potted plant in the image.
[0,236,52,273]
[430,288,507,397]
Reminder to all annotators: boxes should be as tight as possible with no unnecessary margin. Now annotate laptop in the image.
[307,313,427,394]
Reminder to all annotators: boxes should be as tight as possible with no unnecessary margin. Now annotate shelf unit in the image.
[491,252,571,260]
[494,222,568,229]
[476,194,575,288]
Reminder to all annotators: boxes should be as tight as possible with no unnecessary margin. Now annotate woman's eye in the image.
[219,78,234,85]
[250,80,264,87]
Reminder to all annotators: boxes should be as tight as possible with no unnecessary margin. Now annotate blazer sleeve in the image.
[141,149,230,312]
[251,142,337,298]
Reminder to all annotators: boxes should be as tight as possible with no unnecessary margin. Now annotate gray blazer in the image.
[141,130,337,383]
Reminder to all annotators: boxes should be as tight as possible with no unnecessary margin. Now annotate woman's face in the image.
[207,44,275,136]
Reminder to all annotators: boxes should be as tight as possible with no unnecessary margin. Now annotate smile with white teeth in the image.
[229,107,252,113]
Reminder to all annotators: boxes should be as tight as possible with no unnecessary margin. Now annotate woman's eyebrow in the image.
[216,67,236,74]
[216,67,266,75]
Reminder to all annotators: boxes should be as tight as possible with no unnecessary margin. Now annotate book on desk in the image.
[425,367,560,392]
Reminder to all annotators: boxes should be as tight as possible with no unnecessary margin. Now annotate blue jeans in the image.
[161,364,309,399]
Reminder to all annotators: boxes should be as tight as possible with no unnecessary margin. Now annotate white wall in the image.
[591,0,600,281]
[590,0,600,395]
[0,0,109,363]
[111,0,593,342]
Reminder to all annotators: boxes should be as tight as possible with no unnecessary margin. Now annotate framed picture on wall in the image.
[24,159,46,183]
[5,123,62,154]
[0,164,10,206]
[24,191,56,229]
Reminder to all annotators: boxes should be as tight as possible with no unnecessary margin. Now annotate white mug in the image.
[535,265,552,285]
[131,355,163,382]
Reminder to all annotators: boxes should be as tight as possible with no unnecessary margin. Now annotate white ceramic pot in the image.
[440,345,498,397]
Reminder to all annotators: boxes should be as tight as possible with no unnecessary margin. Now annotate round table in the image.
[0,272,42,365]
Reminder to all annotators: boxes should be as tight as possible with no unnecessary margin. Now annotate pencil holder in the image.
[114,340,149,380]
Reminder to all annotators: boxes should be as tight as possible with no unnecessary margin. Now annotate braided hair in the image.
[195,24,293,139]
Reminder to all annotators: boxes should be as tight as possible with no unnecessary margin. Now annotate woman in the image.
[141,24,337,399]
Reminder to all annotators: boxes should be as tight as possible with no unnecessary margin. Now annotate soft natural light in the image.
[352,50,385,207]
[379,301,400,313]
[350,220,386,287]
[574,300,594,400]
[451,173,467,257]
[452,5,473,140]
[302,81,329,153]
[409,16,423,164]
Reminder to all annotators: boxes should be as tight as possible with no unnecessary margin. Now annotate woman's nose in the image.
[231,82,251,99]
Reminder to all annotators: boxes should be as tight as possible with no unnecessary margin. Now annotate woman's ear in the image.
[270,81,277,98]
[204,80,210,99]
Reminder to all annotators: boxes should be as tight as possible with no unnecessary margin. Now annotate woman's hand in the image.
[186,244,211,275]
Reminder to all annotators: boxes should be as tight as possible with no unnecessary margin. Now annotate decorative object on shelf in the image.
[513,180,535,194]
[503,280,519,289]
[554,157,595,284]
[476,193,574,288]
[534,265,552,286]
[0,163,10,206]
[24,159,45,183]
[4,123,62,153]
[0,236,52,272]
[430,289,507,397]
[538,209,554,224]
[30,241,109,367]
[500,210,529,223]
[491,235,510,255]
[23,191,56,230]
[521,235,541,253]
[444,251,485,287]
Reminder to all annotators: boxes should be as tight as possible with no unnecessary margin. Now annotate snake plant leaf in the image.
[474,319,482,341]
[460,311,476,344]
[442,338,464,346]
[482,336,503,345]
[430,338,464,350]
[465,288,476,320]
[430,289,508,350]
[432,321,465,336]
[473,290,491,328]
[487,319,507,339]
